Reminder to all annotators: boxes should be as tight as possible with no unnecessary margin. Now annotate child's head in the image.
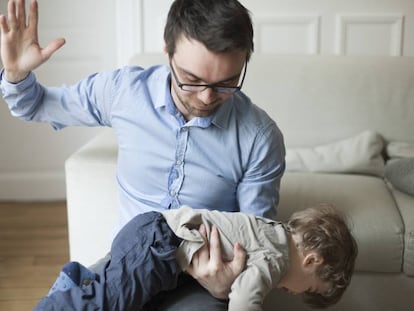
[286,204,358,308]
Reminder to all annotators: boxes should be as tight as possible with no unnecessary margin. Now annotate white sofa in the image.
[65,54,414,310]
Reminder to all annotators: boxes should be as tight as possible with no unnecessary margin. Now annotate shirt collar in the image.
[211,96,234,129]
[153,66,172,110]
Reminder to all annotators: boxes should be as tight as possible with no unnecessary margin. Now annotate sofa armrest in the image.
[65,129,118,267]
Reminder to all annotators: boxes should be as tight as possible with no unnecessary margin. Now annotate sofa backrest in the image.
[245,55,414,148]
[129,54,414,148]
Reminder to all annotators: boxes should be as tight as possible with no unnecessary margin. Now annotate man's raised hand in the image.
[0,0,65,82]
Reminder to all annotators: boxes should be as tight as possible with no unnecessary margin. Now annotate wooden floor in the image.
[0,201,69,311]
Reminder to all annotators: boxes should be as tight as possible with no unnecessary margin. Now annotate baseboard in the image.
[0,170,66,201]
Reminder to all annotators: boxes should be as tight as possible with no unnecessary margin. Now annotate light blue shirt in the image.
[0,65,285,227]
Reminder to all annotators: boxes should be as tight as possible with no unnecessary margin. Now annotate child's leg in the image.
[33,279,104,311]
[47,261,99,296]
[103,211,183,309]
[34,211,182,311]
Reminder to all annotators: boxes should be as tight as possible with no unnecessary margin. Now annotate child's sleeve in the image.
[228,264,275,311]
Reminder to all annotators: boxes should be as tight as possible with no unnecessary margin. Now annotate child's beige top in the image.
[162,205,289,311]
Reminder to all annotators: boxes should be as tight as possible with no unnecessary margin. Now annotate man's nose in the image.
[197,87,216,104]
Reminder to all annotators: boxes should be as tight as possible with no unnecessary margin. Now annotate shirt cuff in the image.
[0,69,35,94]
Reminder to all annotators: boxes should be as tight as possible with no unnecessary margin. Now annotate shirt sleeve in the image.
[237,120,286,219]
[0,68,124,130]
[228,264,274,311]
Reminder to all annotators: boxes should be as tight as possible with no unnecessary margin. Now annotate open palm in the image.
[0,0,65,82]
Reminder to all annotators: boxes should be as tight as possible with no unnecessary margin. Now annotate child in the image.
[34,204,357,311]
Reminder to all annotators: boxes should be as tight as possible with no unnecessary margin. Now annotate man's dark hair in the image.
[164,0,254,61]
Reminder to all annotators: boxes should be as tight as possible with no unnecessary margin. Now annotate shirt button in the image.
[176,160,182,165]
[181,127,188,132]
[170,190,176,196]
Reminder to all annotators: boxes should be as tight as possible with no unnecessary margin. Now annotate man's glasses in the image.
[169,59,247,94]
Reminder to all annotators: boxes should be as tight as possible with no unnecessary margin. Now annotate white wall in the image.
[1,0,413,200]
[0,0,116,200]
[116,0,414,63]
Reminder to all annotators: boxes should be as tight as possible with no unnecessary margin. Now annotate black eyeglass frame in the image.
[169,59,248,94]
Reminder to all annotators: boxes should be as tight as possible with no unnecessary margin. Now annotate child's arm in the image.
[228,264,274,311]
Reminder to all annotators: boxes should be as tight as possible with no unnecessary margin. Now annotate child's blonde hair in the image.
[287,204,358,308]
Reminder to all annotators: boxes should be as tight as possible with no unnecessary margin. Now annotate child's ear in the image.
[303,252,324,268]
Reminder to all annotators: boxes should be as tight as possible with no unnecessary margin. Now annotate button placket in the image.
[168,127,189,208]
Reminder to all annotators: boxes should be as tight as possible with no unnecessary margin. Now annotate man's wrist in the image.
[3,70,30,84]
[207,285,231,299]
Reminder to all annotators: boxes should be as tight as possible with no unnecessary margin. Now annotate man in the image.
[0,0,285,310]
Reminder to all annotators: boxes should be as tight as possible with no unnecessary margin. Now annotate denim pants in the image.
[34,212,182,311]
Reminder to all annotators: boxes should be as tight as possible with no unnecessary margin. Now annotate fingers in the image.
[28,0,37,31]
[6,0,28,30]
[185,225,245,299]
[199,223,207,240]
[7,0,18,30]
[208,225,222,266]
[42,38,66,60]
[186,224,208,275]
[230,242,247,275]
[5,0,37,30]
[17,0,26,29]
[196,223,210,262]
[0,15,10,34]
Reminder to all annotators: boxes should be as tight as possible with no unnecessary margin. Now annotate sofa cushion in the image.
[285,130,384,177]
[388,188,414,276]
[386,141,414,158]
[385,158,414,196]
[276,172,404,273]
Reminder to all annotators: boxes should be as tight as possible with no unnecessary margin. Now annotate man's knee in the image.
[155,276,228,311]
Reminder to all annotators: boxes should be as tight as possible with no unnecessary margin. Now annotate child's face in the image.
[279,274,330,296]
[277,250,331,296]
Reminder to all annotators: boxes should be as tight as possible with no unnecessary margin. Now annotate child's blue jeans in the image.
[34,211,182,311]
